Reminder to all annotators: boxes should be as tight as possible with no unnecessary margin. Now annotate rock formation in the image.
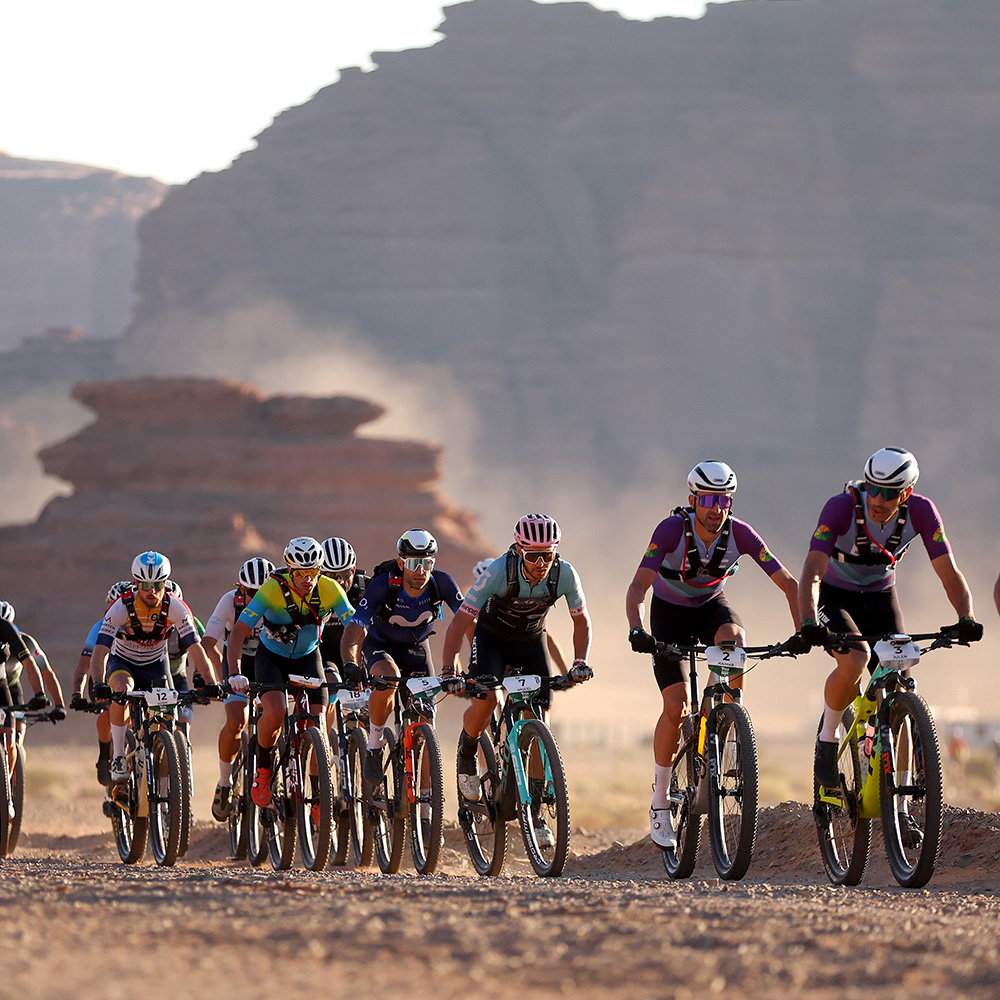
[0,377,489,663]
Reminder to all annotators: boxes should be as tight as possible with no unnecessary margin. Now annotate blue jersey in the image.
[82,619,103,657]
[349,570,464,646]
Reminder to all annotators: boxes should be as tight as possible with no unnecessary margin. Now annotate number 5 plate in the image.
[406,676,442,696]
[706,645,747,675]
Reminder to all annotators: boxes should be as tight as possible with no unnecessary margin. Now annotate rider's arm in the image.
[569,606,592,662]
[90,639,111,687]
[72,654,91,696]
[770,566,802,631]
[200,634,223,671]
[798,549,831,625]
[226,620,253,678]
[931,552,975,620]
[340,621,365,666]
[545,633,569,674]
[625,566,657,630]
[185,641,219,686]
[27,641,65,706]
[442,606,477,673]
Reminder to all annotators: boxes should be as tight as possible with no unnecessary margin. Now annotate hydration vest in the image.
[118,592,173,643]
[477,546,562,639]
[371,560,440,621]
[832,484,909,567]
[658,507,736,588]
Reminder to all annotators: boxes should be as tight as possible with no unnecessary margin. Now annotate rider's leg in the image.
[365,653,399,749]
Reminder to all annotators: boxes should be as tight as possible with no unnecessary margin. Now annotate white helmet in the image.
[687,461,738,495]
[514,514,561,547]
[107,581,132,605]
[239,557,275,588]
[473,558,493,579]
[0,600,14,623]
[322,537,357,572]
[397,529,438,559]
[865,447,919,491]
[283,536,324,569]
[132,551,171,583]
[164,580,183,601]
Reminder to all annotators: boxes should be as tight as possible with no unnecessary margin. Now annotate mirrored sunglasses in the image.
[521,548,558,564]
[402,557,435,572]
[291,567,321,579]
[136,580,166,592]
[867,484,902,501]
[694,493,733,510]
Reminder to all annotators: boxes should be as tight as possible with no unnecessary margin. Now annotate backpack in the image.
[372,559,441,620]
[501,545,561,605]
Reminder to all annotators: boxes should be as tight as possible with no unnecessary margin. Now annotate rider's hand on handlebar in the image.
[27,690,50,711]
[342,660,367,686]
[49,705,67,722]
[800,619,830,648]
[949,617,984,644]
[785,632,813,656]
[70,692,88,711]
[91,683,112,702]
[568,660,593,682]
[628,627,657,654]
[228,673,250,694]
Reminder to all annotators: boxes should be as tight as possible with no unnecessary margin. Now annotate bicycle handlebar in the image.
[822,628,962,654]
[652,638,800,659]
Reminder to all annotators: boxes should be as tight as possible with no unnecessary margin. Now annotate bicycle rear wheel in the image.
[173,729,193,859]
[814,707,870,886]
[328,720,350,866]
[662,717,702,879]
[516,719,570,877]
[707,703,758,881]
[458,732,507,877]
[229,732,249,860]
[408,722,445,875]
[264,739,296,871]
[880,691,942,888]
[245,734,268,867]
[345,727,373,867]
[7,740,25,854]
[296,727,334,871]
[149,730,183,867]
[112,731,148,865]
[370,731,406,874]
[0,740,12,856]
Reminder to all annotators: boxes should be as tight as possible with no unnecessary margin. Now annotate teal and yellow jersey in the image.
[238,572,353,659]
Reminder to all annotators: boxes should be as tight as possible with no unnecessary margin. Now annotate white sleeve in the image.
[203,590,237,644]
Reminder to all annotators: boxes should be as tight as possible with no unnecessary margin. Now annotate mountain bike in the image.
[654,639,799,881]
[250,675,334,872]
[813,629,957,889]
[328,684,372,867]
[0,704,64,856]
[364,674,446,875]
[455,670,590,878]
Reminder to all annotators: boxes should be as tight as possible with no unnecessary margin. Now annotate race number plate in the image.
[706,645,747,676]
[503,675,542,694]
[145,688,179,706]
[873,637,921,670]
[406,676,442,696]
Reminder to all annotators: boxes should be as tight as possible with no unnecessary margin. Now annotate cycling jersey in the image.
[0,618,35,680]
[460,555,586,640]
[81,619,103,658]
[238,572,353,659]
[168,614,204,674]
[809,490,951,592]
[349,570,463,646]
[96,593,200,666]
[204,588,263,656]
[320,573,367,669]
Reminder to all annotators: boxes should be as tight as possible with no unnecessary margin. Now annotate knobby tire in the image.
[707,703,758,881]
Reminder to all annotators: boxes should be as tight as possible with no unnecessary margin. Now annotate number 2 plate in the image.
[706,645,747,675]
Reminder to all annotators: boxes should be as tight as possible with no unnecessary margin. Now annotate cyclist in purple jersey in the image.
[799,448,982,835]
[626,462,800,850]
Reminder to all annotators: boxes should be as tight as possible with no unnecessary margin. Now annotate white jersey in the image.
[204,589,262,655]
[97,594,200,666]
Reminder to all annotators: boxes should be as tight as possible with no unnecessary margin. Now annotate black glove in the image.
[27,690,50,711]
[200,683,223,700]
[342,660,367,686]
[70,692,88,711]
[92,683,112,702]
[800,619,830,648]
[628,627,657,654]
[568,661,593,683]
[785,632,813,656]
[192,672,206,689]
[953,617,984,644]
[49,705,67,722]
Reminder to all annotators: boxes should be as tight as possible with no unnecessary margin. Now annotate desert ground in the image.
[4,728,1000,1000]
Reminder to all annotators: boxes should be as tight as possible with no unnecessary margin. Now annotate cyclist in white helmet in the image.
[626,463,800,850]
[799,447,981,846]
[202,556,275,821]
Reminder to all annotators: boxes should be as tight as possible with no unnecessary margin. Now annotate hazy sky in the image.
[2,0,740,184]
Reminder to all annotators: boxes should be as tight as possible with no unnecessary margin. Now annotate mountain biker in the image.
[72,581,131,785]
[226,538,353,809]
[340,529,464,788]
[625,462,800,850]
[201,556,275,821]
[163,580,203,737]
[799,447,982,844]
[442,513,593,847]
[90,551,221,789]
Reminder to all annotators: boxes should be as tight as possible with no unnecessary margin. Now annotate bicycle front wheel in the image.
[345,727,373,867]
[0,741,12,856]
[370,731,406,874]
[265,739,296,871]
[149,730,183,867]
[880,691,942,888]
[328,721,350,866]
[229,732,249,860]
[458,733,507,877]
[707,703,758,881]
[7,740,25,854]
[112,731,148,865]
[245,735,268,867]
[173,729,193,859]
[296,727,334,872]
[516,719,570,877]
[408,722,445,875]
[662,717,702,880]
[814,707,870,886]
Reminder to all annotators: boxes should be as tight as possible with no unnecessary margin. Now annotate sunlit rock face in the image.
[0,377,488,657]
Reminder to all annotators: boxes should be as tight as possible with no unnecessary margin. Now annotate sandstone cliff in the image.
[0,377,488,662]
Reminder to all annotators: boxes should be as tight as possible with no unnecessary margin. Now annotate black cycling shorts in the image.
[818,582,903,671]
[469,627,552,711]
[0,674,12,712]
[360,634,431,679]
[253,644,328,706]
[649,592,744,692]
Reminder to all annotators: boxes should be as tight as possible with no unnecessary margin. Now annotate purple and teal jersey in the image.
[349,570,463,646]
[639,513,783,608]
[239,575,353,659]
[809,490,951,592]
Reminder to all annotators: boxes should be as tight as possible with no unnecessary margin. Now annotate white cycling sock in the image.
[651,764,672,809]
[111,723,127,758]
[367,724,387,750]
[819,705,843,743]
[219,759,233,786]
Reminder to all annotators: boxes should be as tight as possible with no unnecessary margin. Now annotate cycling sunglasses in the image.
[521,547,558,564]
[868,484,903,501]
[135,580,166,592]
[291,567,321,579]
[402,556,435,572]
[694,494,733,510]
